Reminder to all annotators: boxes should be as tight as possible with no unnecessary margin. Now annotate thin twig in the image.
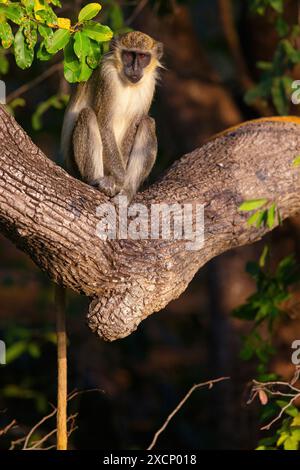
[248,377,300,431]
[126,0,149,26]
[67,387,104,401]
[6,62,63,104]
[147,376,230,450]
[28,413,78,450]
[261,395,300,431]
[0,419,16,437]
[23,408,56,449]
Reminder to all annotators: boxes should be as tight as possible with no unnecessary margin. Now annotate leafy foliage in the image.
[0,0,113,82]
[257,401,300,450]
[233,248,300,379]
[238,199,280,229]
[246,1,300,114]
[233,248,300,449]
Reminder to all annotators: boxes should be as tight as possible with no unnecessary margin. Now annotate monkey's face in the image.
[121,50,151,84]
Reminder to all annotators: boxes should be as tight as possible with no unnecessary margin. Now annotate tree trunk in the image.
[0,106,300,341]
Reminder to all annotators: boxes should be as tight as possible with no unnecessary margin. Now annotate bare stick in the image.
[248,378,300,432]
[126,0,149,25]
[0,419,16,437]
[29,414,78,450]
[23,407,56,449]
[147,376,230,450]
[55,285,67,450]
[6,62,63,104]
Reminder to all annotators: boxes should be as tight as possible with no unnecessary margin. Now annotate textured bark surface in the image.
[0,106,300,341]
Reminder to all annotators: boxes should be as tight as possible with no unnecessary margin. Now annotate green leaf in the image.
[0,4,25,25]
[6,341,27,363]
[23,20,37,50]
[0,21,13,49]
[49,0,62,6]
[271,77,289,116]
[283,436,299,450]
[74,31,90,60]
[46,28,71,54]
[256,61,272,71]
[109,3,124,31]
[9,97,26,110]
[82,21,113,42]
[293,155,300,167]
[38,24,53,40]
[73,31,93,81]
[247,210,262,227]
[267,203,276,228]
[63,38,81,83]
[28,342,40,358]
[0,51,9,75]
[269,0,284,13]
[86,38,101,69]
[78,3,102,22]
[32,94,68,130]
[14,27,34,69]
[239,199,268,211]
[37,40,53,61]
[275,17,289,38]
[259,245,269,268]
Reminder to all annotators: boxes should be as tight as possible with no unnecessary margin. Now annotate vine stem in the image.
[55,285,68,451]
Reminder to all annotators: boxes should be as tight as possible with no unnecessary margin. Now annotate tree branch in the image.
[0,106,300,341]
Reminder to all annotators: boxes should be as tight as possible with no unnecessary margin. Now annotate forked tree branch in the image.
[0,106,300,341]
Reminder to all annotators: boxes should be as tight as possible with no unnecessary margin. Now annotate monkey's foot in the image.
[90,176,121,198]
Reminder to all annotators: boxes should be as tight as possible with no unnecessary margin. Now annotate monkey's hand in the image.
[90,176,122,198]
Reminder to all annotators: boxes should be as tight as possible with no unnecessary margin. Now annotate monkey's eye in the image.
[138,53,151,67]
[122,50,134,65]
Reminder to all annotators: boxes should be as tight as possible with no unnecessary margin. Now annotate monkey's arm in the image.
[120,116,157,201]
[73,108,124,197]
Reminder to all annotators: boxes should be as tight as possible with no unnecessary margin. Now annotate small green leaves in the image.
[0,1,113,83]
[82,21,113,42]
[78,3,102,22]
[14,26,34,69]
[46,28,70,54]
[238,199,268,211]
[239,198,280,229]
[293,155,300,167]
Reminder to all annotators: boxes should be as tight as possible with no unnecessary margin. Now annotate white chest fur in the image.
[112,73,156,151]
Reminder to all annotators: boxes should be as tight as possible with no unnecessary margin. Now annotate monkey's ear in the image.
[109,36,119,51]
[156,42,164,60]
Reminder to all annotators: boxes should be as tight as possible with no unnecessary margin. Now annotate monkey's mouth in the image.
[126,73,142,84]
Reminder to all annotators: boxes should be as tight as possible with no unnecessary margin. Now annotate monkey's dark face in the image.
[121,50,151,83]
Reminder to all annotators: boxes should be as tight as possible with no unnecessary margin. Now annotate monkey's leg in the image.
[73,107,104,183]
[120,116,158,201]
[73,108,123,197]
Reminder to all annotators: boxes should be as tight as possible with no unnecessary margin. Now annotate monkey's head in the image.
[111,31,163,84]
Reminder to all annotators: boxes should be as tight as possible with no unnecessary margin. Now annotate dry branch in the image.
[0,107,300,340]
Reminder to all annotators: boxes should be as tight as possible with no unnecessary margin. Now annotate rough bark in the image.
[0,106,300,341]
